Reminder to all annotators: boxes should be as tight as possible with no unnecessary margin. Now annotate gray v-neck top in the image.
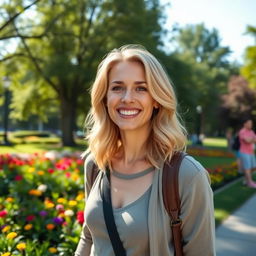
[85,180,152,256]
[75,154,216,256]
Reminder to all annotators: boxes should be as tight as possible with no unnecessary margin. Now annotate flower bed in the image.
[0,150,240,255]
[0,153,85,255]
[207,162,242,190]
[187,147,234,158]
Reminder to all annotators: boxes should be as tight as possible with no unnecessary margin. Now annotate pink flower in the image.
[65,172,71,178]
[14,175,23,181]
[0,210,8,218]
[56,204,64,211]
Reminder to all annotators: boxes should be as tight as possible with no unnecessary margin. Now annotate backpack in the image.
[232,135,240,151]
[87,151,186,256]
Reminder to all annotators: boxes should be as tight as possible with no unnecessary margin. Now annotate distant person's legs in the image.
[235,151,242,173]
[240,153,256,188]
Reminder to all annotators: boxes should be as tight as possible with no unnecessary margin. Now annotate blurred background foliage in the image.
[0,0,256,146]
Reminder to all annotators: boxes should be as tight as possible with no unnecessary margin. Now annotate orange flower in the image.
[28,189,42,196]
[24,224,33,230]
[48,247,58,253]
[57,198,66,204]
[5,197,14,203]
[46,224,55,230]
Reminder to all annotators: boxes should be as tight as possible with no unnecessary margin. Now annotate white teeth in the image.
[119,110,139,116]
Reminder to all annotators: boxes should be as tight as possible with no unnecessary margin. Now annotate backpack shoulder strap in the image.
[162,151,186,256]
[88,162,100,192]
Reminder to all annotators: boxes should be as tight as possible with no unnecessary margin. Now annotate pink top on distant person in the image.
[239,128,256,154]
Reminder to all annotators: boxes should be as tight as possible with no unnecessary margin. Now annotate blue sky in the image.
[162,0,256,62]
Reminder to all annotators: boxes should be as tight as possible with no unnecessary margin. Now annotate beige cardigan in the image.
[75,154,216,256]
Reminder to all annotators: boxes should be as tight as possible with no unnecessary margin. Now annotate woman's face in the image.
[106,61,158,132]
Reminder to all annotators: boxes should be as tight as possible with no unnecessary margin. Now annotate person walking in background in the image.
[231,130,242,173]
[239,119,256,188]
[75,45,215,256]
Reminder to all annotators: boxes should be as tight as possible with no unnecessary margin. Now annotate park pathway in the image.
[215,193,256,256]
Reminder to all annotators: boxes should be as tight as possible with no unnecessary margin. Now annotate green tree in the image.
[241,26,256,89]
[0,0,164,146]
[168,23,235,134]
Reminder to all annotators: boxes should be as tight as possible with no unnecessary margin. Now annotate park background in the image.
[0,0,256,255]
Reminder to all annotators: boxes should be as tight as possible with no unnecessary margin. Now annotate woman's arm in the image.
[74,155,95,256]
[180,156,216,256]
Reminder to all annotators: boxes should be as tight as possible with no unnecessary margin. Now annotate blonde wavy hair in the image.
[84,44,187,169]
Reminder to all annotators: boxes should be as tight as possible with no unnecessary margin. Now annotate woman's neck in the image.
[117,129,151,167]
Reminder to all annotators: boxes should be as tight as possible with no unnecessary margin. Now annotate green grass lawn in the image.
[214,175,256,227]
[194,156,235,168]
[203,137,227,148]
[0,140,86,153]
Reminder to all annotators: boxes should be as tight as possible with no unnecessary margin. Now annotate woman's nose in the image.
[121,89,134,103]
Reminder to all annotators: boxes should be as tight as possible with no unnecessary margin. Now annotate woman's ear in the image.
[153,101,159,109]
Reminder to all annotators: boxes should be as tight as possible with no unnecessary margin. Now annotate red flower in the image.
[0,210,8,218]
[65,172,71,178]
[14,175,23,181]
[48,168,55,174]
[76,211,84,225]
[26,215,36,222]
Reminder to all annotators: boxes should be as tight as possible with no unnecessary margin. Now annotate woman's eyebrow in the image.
[110,80,123,84]
[110,80,147,84]
[134,81,147,84]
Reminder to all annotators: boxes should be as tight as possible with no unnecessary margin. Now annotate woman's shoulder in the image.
[84,153,97,177]
[179,154,210,186]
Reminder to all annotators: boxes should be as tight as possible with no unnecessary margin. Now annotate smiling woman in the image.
[75,45,216,256]
[107,61,158,133]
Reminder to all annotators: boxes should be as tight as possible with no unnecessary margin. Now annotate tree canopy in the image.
[0,0,164,145]
[241,26,256,89]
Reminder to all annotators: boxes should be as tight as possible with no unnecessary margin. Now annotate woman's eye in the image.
[111,86,123,91]
[136,86,147,91]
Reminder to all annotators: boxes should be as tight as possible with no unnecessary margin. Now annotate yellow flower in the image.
[16,243,26,251]
[68,200,77,207]
[24,224,33,230]
[27,167,35,173]
[1,252,12,256]
[5,197,14,203]
[2,225,11,233]
[76,194,84,201]
[71,173,79,181]
[45,202,55,209]
[57,198,66,204]
[58,213,65,218]
[46,224,55,230]
[37,170,45,176]
[7,232,17,239]
[48,247,58,253]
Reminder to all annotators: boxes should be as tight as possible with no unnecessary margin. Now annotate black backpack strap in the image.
[102,170,127,256]
[162,151,186,256]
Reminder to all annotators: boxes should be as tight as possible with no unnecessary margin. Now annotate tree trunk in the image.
[60,97,77,146]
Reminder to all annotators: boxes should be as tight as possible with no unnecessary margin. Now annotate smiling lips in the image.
[117,108,141,117]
